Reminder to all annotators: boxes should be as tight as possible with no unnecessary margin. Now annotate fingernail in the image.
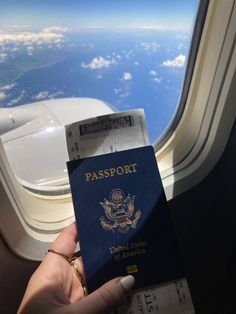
[120,275,135,291]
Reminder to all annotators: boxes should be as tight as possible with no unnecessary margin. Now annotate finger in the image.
[71,257,85,282]
[68,275,135,314]
[50,222,78,257]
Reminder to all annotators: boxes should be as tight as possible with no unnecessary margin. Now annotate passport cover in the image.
[67,146,185,293]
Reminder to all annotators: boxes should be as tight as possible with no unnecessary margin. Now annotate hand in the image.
[17,222,135,314]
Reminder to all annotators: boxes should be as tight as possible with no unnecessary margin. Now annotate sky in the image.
[0,0,200,143]
[0,0,199,31]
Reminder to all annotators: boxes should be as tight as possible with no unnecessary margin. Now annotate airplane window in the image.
[1,0,235,261]
[0,0,204,195]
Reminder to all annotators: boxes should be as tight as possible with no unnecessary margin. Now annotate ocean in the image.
[0,30,190,143]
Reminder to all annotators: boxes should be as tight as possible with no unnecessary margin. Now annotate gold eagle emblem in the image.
[100,189,141,233]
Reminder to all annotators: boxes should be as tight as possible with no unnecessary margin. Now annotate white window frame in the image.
[158,0,236,198]
[0,0,235,260]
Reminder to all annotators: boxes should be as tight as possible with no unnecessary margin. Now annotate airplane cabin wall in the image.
[169,121,236,314]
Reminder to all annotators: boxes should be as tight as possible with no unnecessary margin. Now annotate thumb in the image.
[68,275,135,314]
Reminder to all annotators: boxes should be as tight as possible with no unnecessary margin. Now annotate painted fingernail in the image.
[120,275,135,291]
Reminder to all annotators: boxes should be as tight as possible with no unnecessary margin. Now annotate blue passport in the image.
[67,146,184,293]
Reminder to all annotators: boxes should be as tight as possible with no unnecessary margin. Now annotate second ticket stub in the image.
[115,278,195,314]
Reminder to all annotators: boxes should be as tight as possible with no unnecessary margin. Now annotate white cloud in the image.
[120,92,130,98]
[177,43,184,50]
[136,24,188,32]
[35,91,49,100]
[56,43,63,49]
[149,70,162,83]
[149,70,157,76]
[175,34,188,39]
[26,46,34,55]
[137,41,160,53]
[81,56,117,70]
[162,54,186,68]
[0,30,64,45]
[114,88,122,95]
[11,90,26,105]
[122,72,132,81]
[0,53,7,62]
[0,83,15,91]
[80,42,94,49]
[10,47,20,52]
[115,54,122,60]
[33,90,64,101]
[49,91,64,99]
[153,77,162,83]
[125,50,135,59]
[43,26,71,33]
[0,92,6,101]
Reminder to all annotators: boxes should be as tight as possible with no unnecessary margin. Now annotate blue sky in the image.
[0,0,199,31]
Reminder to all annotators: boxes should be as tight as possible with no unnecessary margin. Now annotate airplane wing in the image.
[0,98,115,195]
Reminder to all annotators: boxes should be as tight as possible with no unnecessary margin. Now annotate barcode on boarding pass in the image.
[79,115,134,136]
